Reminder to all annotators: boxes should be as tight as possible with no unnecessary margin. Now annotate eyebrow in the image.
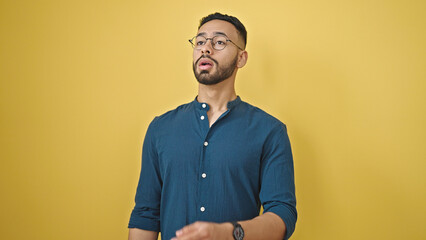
[196,31,229,38]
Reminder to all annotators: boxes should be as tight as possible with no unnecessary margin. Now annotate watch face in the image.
[233,225,245,240]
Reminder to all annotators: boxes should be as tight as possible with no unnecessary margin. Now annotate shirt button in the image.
[200,206,205,212]
[202,103,207,108]
[202,173,207,178]
[204,141,208,146]
[200,115,205,120]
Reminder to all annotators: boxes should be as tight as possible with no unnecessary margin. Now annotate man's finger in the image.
[175,222,202,238]
[179,223,196,235]
[176,230,201,240]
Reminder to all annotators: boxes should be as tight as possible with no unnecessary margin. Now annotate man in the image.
[129,13,297,240]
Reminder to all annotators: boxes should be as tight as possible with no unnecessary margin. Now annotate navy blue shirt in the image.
[129,96,297,240]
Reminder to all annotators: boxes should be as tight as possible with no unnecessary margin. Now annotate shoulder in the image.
[149,100,193,127]
[238,100,287,131]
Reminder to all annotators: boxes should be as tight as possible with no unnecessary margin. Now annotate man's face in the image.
[192,20,243,85]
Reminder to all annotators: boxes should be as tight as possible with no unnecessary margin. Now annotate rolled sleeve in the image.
[260,123,297,240]
[128,117,162,232]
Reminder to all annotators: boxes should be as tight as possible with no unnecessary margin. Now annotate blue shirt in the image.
[129,96,297,240]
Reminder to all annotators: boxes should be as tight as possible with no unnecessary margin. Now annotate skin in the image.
[129,19,286,240]
[192,19,247,127]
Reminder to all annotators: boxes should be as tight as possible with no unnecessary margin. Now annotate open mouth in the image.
[198,59,214,70]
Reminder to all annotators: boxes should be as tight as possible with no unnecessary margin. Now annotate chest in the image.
[155,120,265,178]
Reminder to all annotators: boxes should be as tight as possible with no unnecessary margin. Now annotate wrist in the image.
[219,222,234,240]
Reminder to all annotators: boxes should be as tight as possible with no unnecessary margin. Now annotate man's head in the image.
[191,13,248,86]
[198,13,247,50]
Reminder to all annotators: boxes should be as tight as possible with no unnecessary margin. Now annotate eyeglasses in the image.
[189,35,244,51]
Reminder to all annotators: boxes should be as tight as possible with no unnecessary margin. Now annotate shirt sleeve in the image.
[259,123,297,240]
[128,117,162,232]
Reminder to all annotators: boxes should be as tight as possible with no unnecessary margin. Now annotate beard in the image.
[193,54,238,85]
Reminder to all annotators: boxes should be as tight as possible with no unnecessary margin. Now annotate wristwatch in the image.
[231,221,245,240]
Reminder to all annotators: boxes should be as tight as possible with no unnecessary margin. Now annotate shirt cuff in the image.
[128,208,160,232]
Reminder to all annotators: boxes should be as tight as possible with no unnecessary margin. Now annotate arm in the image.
[258,123,297,239]
[172,212,284,240]
[239,212,286,240]
[128,228,158,240]
[128,118,162,238]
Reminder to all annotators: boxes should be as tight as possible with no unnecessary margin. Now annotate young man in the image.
[128,13,297,240]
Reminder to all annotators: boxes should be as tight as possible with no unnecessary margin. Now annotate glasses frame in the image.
[189,35,244,51]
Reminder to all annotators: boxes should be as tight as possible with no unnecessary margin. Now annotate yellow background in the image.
[1,0,425,239]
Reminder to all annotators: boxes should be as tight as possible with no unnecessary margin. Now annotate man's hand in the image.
[171,221,233,240]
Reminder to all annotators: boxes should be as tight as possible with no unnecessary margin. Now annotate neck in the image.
[197,77,237,112]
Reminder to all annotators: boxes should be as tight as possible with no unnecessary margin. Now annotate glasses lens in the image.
[192,36,207,49]
[212,36,227,50]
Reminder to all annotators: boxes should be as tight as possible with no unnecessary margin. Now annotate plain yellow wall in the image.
[1,0,425,239]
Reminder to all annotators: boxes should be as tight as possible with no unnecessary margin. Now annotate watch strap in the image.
[231,221,244,240]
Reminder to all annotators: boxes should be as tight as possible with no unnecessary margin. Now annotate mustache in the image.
[195,55,218,66]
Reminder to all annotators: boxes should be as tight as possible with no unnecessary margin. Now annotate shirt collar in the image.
[193,96,242,110]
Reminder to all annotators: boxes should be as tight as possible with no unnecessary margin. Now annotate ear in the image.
[237,50,248,68]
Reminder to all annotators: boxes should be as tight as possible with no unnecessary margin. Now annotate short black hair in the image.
[198,12,247,49]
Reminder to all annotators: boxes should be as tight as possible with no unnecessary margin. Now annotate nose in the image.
[200,39,213,55]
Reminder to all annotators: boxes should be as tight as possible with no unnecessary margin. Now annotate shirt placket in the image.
[196,102,231,220]
[196,102,210,219]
